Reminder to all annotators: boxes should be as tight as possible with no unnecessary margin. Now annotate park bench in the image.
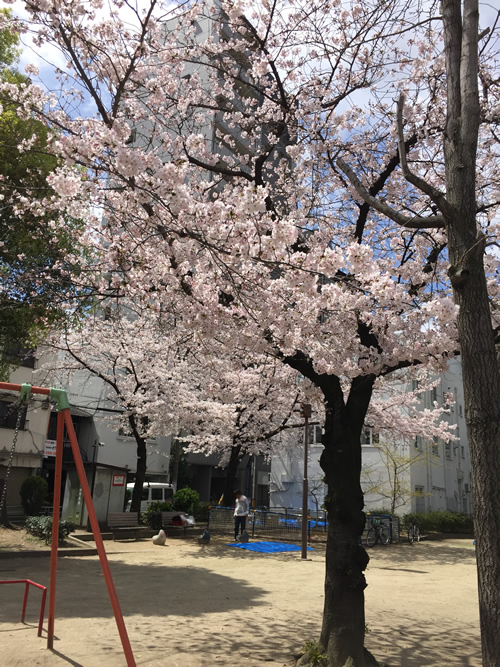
[107,512,148,541]
[161,511,196,536]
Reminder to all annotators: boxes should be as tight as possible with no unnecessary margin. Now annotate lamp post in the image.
[301,404,312,560]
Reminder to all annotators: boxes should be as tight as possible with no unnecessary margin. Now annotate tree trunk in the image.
[128,415,148,522]
[0,478,12,528]
[318,375,375,666]
[170,436,182,490]
[222,442,242,506]
[442,2,500,663]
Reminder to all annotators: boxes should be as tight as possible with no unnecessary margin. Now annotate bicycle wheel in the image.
[413,525,420,543]
[366,528,376,548]
[379,527,390,545]
[408,525,414,544]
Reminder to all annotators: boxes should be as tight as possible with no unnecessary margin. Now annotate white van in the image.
[126,482,175,512]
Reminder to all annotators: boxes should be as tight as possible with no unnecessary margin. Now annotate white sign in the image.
[44,439,57,457]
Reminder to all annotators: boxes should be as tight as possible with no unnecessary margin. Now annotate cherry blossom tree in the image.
[1,1,499,664]
[43,300,303,514]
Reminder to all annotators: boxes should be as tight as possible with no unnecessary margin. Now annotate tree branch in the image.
[397,95,456,218]
[337,158,445,229]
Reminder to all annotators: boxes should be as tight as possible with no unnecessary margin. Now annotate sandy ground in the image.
[0,534,480,666]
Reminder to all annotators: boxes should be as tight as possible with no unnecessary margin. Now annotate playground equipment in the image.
[0,381,136,667]
[0,579,47,637]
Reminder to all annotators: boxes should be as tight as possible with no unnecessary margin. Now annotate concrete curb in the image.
[0,535,98,559]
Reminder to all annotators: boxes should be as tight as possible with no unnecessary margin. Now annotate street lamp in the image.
[301,403,312,560]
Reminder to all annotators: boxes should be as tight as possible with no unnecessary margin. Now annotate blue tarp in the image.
[227,541,314,553]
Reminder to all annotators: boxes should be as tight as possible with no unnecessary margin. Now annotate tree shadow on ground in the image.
[366,616,481,666]
[0,556,268,623]
[0,554,318,665]
[365,540,476,567]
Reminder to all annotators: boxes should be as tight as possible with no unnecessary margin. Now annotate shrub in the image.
[20,476,48,516]
[403,511,474,534]
[194,501,210,522]
[172,487,200,515]
[25,516,75,545]
[141,501,172,530]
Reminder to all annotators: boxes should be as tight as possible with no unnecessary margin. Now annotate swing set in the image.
[0,381,136,667]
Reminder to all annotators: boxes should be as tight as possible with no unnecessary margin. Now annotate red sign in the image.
[112,474,125,486]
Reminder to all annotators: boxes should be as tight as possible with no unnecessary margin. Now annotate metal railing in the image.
[208,507,400,543]
[0,579,47,637]
[209,506,307,541]
[364,513,401,543]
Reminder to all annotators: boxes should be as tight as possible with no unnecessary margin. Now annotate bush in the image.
[172,487,200,515]
[194,501,210,522]
[20,476,48,516]
[25,516,75,545]
[403,511,474,534]
[141,501,172,530]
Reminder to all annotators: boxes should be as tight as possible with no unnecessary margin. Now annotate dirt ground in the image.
[0,532,480,666]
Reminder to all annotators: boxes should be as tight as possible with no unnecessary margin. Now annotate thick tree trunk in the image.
[442,2,500,663]
[318,375,375,667]
[222,442,242,506]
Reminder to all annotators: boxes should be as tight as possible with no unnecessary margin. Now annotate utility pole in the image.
[301,404,312,560]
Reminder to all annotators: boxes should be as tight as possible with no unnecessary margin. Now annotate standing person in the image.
[233,490,249,540]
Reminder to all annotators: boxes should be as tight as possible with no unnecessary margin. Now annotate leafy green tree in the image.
[19,475,48,516]
[0,10,85,377]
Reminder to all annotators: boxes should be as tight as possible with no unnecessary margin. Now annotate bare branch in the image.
[397,95,456,218]
[337,158,445,229]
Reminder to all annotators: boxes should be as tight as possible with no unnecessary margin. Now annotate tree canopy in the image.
[2,1,499,664]
[0,9,86,376]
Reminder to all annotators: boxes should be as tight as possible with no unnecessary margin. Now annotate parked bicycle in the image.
[365,518,390,547]
[407,520,420,544]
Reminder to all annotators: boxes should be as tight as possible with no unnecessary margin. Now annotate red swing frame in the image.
[0,381,136,667]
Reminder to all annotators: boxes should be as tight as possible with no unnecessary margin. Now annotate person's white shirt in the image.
[234,495,249,516]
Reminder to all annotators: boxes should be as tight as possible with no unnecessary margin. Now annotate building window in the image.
[461,446,465,459]
[2,344,36,369]
[432,437,439,457]
[445,442,452,460]
[0,400,27,430]
[430,387,438,404]
[414,436,422,450]
[459,404,463,417]
[310,424,322,445]
[361,427,379,447]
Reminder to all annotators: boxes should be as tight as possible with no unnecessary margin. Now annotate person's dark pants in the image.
[234,515,246,539]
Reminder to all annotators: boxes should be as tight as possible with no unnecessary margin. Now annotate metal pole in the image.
[47,411,64,649]
[301,404,312,560]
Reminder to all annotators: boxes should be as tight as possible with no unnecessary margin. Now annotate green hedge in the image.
[403,511,474,534]
[25,516,75,544]
[194,501,210,522]
[141,501,172,530]
[20,476,48,516]
[171,487,200,515]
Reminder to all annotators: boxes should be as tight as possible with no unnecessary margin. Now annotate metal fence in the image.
[364,513,401,544]
[208,506,306,541]
[208,507,400,543]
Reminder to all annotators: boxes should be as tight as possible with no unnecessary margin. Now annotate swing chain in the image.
[0,400,29,516]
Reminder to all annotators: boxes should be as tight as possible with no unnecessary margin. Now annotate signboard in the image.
[112,474,126,487]
[44,439,57,458]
